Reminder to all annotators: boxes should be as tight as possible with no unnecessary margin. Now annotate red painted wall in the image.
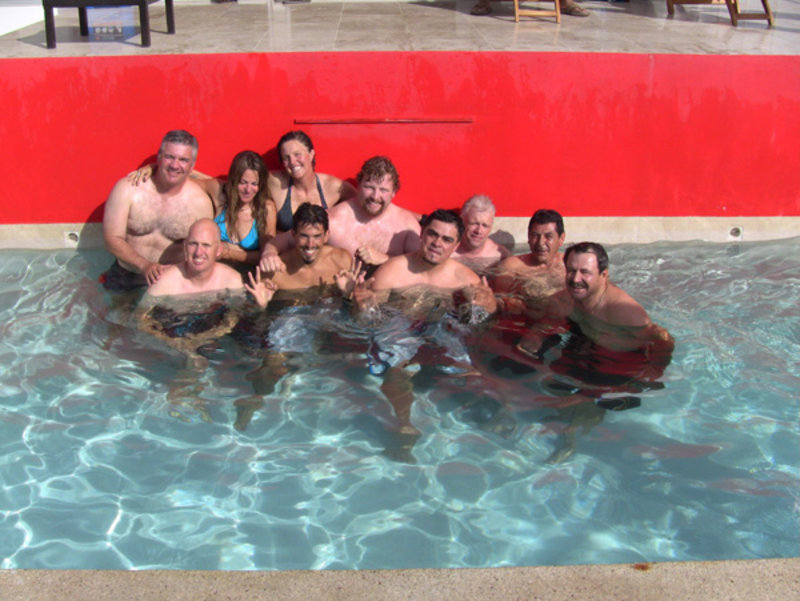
[1,52,798,225]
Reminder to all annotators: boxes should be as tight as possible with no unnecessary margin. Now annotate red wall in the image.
[1,51,798,224]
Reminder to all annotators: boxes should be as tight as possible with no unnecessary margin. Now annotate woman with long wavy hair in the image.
[212,150,276,265]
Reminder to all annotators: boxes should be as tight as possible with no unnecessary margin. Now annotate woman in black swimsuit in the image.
[267,130,357,232]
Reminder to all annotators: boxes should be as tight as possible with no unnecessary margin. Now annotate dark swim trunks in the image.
[552,323,671,388]
[100,260,147,292]
[149,303,230,338]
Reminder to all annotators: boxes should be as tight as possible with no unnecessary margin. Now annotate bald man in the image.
[136,218,246,423]
[147,218,244,297]
[138,218,244,354]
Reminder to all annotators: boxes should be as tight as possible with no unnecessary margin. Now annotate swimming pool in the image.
[0,240,797,570]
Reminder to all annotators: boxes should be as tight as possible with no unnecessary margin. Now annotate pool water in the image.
[0,240,798,570]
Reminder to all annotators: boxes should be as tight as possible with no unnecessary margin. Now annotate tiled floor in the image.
[1,0,797,58]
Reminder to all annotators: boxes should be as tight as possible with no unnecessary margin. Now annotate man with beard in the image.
[259,156,420,277]
[515,241,674,462]
[451,194,510,274]
[238,202,357,430]
[351,209,496,460]
[246,202,354,306]
[102,130,214,290]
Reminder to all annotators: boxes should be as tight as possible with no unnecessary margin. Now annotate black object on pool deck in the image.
[42,0,175,48]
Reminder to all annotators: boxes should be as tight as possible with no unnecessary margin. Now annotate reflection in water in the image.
[0,243,797,570]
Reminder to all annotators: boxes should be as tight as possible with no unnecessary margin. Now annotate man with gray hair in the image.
[451,194,510,274]
[102,130,214,290]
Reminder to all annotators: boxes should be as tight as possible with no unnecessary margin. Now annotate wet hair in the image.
[222,150,270,243]
[277,130,316,169]
[563,242,609,273]
[159,130,198,161]
[357,156,400,191]
[461,194,496,216]
[528,209,564,236]
[292,202,329,233]
[421,208,465,241]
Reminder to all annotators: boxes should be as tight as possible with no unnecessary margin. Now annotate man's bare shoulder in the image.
[326,245,353,268]
[214,262,245,287]
[388,204,422,228]
[181,176,214,200]
[327,198,357,224]
[371,254,410,289]
[497,254,528,272]
[449,258,482,285]
[455,238,509,261]
[106,174,147,206]
[603,284,650,327]
[146,264,183,296]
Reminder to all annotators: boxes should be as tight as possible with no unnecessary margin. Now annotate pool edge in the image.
[1,558,798,600]
[3,217,799,251]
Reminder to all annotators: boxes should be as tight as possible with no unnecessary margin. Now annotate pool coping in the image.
[3,217,799,251]
[1,558,798,600]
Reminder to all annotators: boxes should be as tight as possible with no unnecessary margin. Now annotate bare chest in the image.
[336,220,407,255]
[128,193,211,241]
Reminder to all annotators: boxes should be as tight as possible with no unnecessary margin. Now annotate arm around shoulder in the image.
[146,264,181,296]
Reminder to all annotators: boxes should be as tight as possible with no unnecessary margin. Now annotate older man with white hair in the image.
[451,194,510,274]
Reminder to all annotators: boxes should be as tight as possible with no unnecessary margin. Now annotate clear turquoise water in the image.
[0,240,798,570]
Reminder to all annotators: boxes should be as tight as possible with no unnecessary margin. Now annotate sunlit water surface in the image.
[0,240,798,570]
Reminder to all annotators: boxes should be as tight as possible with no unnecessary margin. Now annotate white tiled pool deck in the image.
[1,0,798,56]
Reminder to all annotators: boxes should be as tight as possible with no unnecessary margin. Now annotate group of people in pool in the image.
[101,128,673,459]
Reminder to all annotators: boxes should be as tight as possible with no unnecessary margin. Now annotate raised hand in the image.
[334,258,366,298]
[245,267,278,308]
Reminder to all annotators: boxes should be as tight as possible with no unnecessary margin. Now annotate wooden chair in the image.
[666,0,773,27]
[42,0,175,48]
[514,0,561,23]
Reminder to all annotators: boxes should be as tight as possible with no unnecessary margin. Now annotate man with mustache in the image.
[102,130,214,290]
[246,203,354,306]
[514,241,674,461]
[350,209,497,460]
[493,208,568,320]
[561,242,673,352]
[237,202,356,431]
